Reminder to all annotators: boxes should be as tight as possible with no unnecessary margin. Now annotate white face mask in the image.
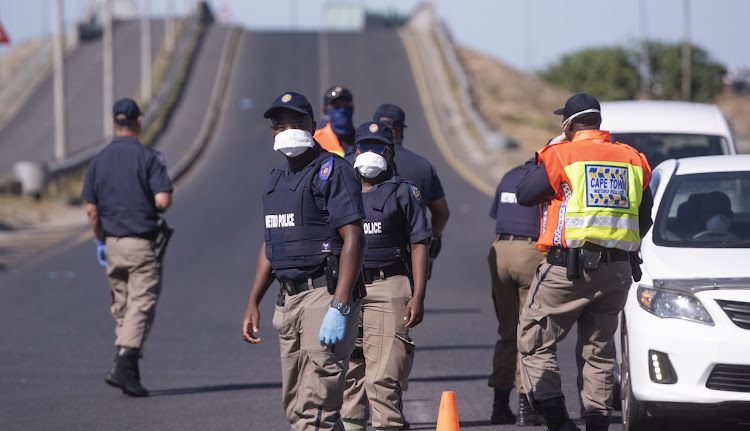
[354,151,388,178]
[273,129,314,158]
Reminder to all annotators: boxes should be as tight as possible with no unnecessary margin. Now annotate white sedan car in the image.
[617,155,750,430]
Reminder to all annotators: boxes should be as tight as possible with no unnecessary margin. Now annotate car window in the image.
[611,133,728,168]
[653,171,750,248]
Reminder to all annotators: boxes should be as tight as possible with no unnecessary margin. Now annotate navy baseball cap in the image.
[113,98,143,124]
[354,121,393,146]
[264,91,315,120]
[323,86,352,106]
[553,93,601,120]
[373,103,406,128]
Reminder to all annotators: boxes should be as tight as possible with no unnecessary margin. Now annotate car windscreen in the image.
[653,170,750,248]
[611,133,728,168]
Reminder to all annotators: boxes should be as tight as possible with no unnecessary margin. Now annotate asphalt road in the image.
[0,28,743,431]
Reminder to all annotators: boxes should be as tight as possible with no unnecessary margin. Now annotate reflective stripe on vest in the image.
[536,130,651,252]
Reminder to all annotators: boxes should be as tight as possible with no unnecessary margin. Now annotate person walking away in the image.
[340,122,431,431]
[515,93,653,431]
[487,158,545,426]
[241,91,366,430]
[81,97,174,397]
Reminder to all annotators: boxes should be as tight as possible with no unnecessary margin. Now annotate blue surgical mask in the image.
[327,106,354,136]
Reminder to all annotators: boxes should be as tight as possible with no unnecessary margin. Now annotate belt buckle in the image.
[282,281,295,296]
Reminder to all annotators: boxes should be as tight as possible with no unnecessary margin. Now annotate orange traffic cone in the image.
[436,391,460,430]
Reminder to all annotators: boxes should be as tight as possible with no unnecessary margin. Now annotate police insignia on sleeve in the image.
[319,156,333,181]
[155,152,167,167]
[410,183,422,204]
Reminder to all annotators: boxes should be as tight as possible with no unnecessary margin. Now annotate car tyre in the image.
[621,322,652,431]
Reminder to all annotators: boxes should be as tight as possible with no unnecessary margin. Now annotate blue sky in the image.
[1,0,749,72]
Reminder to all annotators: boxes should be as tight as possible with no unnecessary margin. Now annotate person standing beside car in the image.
[515,93,653,431]
[241,91,366,430]
[486,157,545,427]
[81,97,174,397]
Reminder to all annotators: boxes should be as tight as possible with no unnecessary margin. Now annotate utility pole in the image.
[638,0,651,99]
[103,0,113,139]
[165,0,175,53]
[53,0,67,161]
[140,0,152,102]
[681,0,692,101]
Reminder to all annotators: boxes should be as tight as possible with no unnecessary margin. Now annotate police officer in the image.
[372,104,450,277]
[515,93,653,431]
[314,86,356,157]
[487,158,544,427]
[340,122,431,431]
[241,91,366,431]
[80,97,174,397]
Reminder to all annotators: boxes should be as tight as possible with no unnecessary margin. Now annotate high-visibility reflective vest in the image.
[536,130,651,252]
[313,123,345,157]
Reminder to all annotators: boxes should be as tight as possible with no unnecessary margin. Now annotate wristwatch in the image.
[330,299,351,316]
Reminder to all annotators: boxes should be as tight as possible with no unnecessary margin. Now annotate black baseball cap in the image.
[264,91,315,120]
[553,93,601,120]
[323,86,353,106]
[113,98,143,124]
[373,103,407,128]
[354,121,394,146]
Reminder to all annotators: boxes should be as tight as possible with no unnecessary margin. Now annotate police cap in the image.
[264,91,315,120]
[553,93,601,120]
[323,86,353,106]
[354,121,394,146]
[113,98,143,125]
[373,103,406,128]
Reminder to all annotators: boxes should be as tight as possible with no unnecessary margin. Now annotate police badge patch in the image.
[410,183,422,205]
[319,156,333,181]
[585,164,629,208]
[155,152,168,167]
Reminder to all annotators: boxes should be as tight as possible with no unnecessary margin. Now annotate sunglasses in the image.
[357,142,388,154]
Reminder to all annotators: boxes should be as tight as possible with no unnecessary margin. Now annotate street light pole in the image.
[638,0,651,99]
[140,0,152,102]
[53,0,67,161]
[681,0,692,101]
[103,0,113,138]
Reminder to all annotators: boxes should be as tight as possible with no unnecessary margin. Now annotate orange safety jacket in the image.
[535,130,651,252]
[313,123,345,157]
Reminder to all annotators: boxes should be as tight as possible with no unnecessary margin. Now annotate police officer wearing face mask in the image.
[241,91,367,431]
[314,86,356,157]
[340,121,431,431]
[515,93,653,431]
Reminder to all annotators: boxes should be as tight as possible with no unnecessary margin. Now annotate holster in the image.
[566,248,580,280]
[580,248,601,270]
[629,251,643,282]
[325,255,367,300]
[150,217,174,260]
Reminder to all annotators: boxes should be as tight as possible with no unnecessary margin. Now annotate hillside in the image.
[457,46,750,156]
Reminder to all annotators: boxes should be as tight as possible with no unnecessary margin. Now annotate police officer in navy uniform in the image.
[487,158,545,426]
[340,122,432,431]
[81,97,174,397]
[372,104,450,278]
[241,91,366,431]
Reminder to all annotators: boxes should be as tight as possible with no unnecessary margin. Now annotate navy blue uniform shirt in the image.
[81,136,173,237]
[490,162,541,238]
[392,143,445,206]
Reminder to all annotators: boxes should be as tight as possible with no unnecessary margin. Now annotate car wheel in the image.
[621,322,651,431]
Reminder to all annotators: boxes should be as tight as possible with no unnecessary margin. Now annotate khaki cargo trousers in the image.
[341,275,415,430]
[487,235,544,393]
[105,237,162,350]
[518,259,631,418]
[273,284,361,431]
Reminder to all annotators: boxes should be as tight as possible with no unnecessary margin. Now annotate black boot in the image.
[585,415,609,431]
[105,348,149,397]
[517,393,544,426]
[490,389,516,424]
[540,397,580,431]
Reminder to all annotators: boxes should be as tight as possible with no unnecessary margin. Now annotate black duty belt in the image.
[497,233,538,242]
[280,273,328,296]
[546,244,630,266]
[363,263,409,283]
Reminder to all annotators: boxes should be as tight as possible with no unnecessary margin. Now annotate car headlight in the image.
[637,285,714,325]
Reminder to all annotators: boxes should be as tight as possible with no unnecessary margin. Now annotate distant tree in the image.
[539,42,725,102]
[645,41,726,102]
[538,47,640,101]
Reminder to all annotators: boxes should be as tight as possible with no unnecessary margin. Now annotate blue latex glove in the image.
[319,307,346,346]
[95,239,107,267]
